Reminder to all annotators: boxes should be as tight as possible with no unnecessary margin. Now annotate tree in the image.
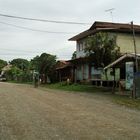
[10,58,29,71]
[31,53,57,83]
[0,59,7,72]
[85,32,120,68]
[8,58,33,82]
[71,51,76,60]
[5,66,22,81]
[30,55,40,71]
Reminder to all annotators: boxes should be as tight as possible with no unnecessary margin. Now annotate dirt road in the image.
[0,82,140,140]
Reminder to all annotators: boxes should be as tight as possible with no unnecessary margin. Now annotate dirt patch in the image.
[0,82,140,140]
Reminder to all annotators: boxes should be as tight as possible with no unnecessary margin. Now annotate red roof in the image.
[56,60,72,70]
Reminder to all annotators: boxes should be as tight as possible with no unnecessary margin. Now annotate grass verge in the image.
[7,80,33,85]
[112,95,140,110]
[42,82,112,93]
[43,82,140,110]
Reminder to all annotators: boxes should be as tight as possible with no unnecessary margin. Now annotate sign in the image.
[135,72,140,97]
[125,62,134,90]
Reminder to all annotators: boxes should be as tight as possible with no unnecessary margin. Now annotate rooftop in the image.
[69,21,140,41]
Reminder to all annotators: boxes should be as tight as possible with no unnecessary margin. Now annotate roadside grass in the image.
[112,95,140,110]
[43,82,140,110]
[7,80,33,85]
[42,82,112,93]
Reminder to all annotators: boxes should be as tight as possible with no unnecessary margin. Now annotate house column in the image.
[82,64,84,80]
[59,70,61,82]
[88,64,91,79]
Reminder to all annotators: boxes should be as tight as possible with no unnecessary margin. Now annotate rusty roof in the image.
[56,60,72,70]
[104,53,140,70]
[69,21,140,41]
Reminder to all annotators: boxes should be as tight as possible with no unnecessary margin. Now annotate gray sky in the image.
[0,0,140,61]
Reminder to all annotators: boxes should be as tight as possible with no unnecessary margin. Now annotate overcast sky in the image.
[0,0,140,61]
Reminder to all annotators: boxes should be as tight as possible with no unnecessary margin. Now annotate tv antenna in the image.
[105,8,115,22]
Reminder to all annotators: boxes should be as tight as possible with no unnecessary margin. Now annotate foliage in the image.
[5,66,22,81]
[2,53,57,83]
[5,66,32,82]
[0,59,7,72]
[71,51,76,60]
[29,55,40,71]
[5,58,32,82]
[85,32,120,68]
[31,53,57,83]
[10,58,29,71]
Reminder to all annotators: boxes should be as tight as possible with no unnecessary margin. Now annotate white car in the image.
[0,75,6,81]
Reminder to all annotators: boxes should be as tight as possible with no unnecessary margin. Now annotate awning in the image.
[104,53,140,70]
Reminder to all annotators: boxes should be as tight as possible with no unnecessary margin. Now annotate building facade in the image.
[69,21,140,83]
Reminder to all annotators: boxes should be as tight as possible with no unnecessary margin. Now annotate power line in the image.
[0,48,39,53]
[0,48,73,57]
[0,13,90,25]
[0,21,77,34]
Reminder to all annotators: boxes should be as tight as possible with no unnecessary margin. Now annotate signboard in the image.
[135,72,140,97]
[125,62,134,90]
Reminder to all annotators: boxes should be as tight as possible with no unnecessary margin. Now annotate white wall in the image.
[76,40,87,58]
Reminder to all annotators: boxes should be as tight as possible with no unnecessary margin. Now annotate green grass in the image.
[7,80,33,85]
[112,95,140,110]
[43,82,140,110]
[42,82,112,93]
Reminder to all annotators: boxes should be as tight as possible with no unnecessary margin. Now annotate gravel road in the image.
[0,82,140,140]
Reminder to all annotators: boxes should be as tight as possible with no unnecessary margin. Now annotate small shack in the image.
[104,53,140,92]
[56,60,74,82]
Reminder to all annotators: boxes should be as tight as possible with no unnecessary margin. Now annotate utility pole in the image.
[131,21,138,98]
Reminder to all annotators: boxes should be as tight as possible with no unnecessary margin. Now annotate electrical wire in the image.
[0,48,39,53]
[0,21,77,34]
[0,48,73,57]
[0,13,91,25]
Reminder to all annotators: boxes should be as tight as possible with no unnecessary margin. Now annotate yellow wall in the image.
[116,33,140,54]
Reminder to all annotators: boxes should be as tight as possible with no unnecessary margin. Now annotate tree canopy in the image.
[71,51,76,60]
[31,53,57,82]
[10,58,29,71]
[85,32,120,68]
[0,59,7,72]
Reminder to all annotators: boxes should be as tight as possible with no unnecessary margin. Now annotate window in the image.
[77,42,83,51]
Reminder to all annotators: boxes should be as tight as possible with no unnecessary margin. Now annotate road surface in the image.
[0,82,140,140]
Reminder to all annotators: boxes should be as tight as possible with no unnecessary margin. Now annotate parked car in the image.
[0,75,6,81]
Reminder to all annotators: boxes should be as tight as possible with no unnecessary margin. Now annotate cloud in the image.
[0,0,140,61]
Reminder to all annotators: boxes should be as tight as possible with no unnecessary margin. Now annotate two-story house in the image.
[69,21,140,84]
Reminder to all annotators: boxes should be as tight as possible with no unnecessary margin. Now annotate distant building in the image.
[1,64,12,75]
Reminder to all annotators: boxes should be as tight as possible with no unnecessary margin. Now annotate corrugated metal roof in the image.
[69,21,140,41]
[104,53,140,70]
[56,60,72,70]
